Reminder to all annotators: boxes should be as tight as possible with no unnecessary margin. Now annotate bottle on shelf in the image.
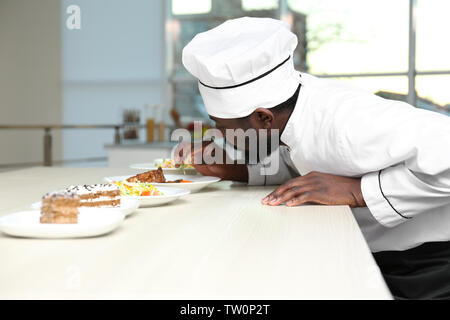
[123,108,140,140]
[145,104,155,143]
[155,104,166,142]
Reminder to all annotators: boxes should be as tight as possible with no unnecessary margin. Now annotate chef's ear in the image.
[253,108,274,129]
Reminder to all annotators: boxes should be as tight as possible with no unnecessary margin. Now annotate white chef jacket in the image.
[248,72,450,253]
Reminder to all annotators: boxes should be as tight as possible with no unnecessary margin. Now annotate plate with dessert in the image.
[0,190,125,239]
[114,181,190,207]
[130,158,198,175]
[30,184,140,216]
[105,168,220,193]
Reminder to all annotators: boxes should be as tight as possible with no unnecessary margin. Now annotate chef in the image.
[180,17,450,299]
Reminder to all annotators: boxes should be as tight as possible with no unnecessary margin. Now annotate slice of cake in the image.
[65,184,121,207]
[126,167,166,183]
[40,191,80,224]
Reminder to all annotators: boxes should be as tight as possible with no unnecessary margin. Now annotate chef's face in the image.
[210,108,277,151]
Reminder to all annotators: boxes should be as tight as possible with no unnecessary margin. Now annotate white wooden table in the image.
[0,167,391,299]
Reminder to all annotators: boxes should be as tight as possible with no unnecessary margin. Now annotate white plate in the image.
[0,209,125,239]
[121,186,191,207]
[30,197,140,217]
[104,175,220,193]
[130,159,198,175]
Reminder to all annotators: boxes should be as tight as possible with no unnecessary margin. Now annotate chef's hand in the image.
[262,171,366,208]
[173,141,249,182]
[173,140,209,165]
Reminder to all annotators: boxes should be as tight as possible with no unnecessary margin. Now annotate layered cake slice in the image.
[65,184,121,207]
[40,191,80,224]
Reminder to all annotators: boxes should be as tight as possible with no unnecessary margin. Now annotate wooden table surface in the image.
[0,167,391,299]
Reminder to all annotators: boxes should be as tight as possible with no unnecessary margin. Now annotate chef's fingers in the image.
[191,141,215,165]
[175,141,220,165]
[202,142,232,164]
[285,192,329,207]
[200,141,216,158]
[174,141,205,163]
[262,176,313,204]
[264,185,316,206]
[284,192,313,207]
[173,141,192,163]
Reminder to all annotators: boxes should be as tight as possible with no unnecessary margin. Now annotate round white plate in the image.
[121,186,191,207]
[104,175,220,193]
[30,197,140,217]
[130,159,198,175]
[0,209,125,239]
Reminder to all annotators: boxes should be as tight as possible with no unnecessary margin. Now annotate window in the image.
[416,0,450,71]
[242,0,279,11]
[172,0,211,15]
[288,0,409,74]
[333,76,408,96]
[416,75,450,115]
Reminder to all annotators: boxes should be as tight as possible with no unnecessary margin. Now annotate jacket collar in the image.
[280,84,305,151]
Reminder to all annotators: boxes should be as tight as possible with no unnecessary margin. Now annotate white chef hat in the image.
[182,17,300,119]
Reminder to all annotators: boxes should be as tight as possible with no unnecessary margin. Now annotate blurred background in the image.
[0,0,449,170]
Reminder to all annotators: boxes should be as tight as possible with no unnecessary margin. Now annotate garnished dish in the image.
[115,181,163,197]
[126,168,192,184]
[104,170,190,206]
[129,159,197,174]
[105,169,220,193]
[157,158,194,170]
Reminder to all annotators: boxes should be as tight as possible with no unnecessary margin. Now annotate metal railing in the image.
[0,124,171,167]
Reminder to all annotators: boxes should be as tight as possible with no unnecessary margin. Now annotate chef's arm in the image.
[343,99,450,228]
[175,141,298,184]
[194,146,298,184]
[247,146,299,185]
[192,162,249,182]
[361,165,450,227]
